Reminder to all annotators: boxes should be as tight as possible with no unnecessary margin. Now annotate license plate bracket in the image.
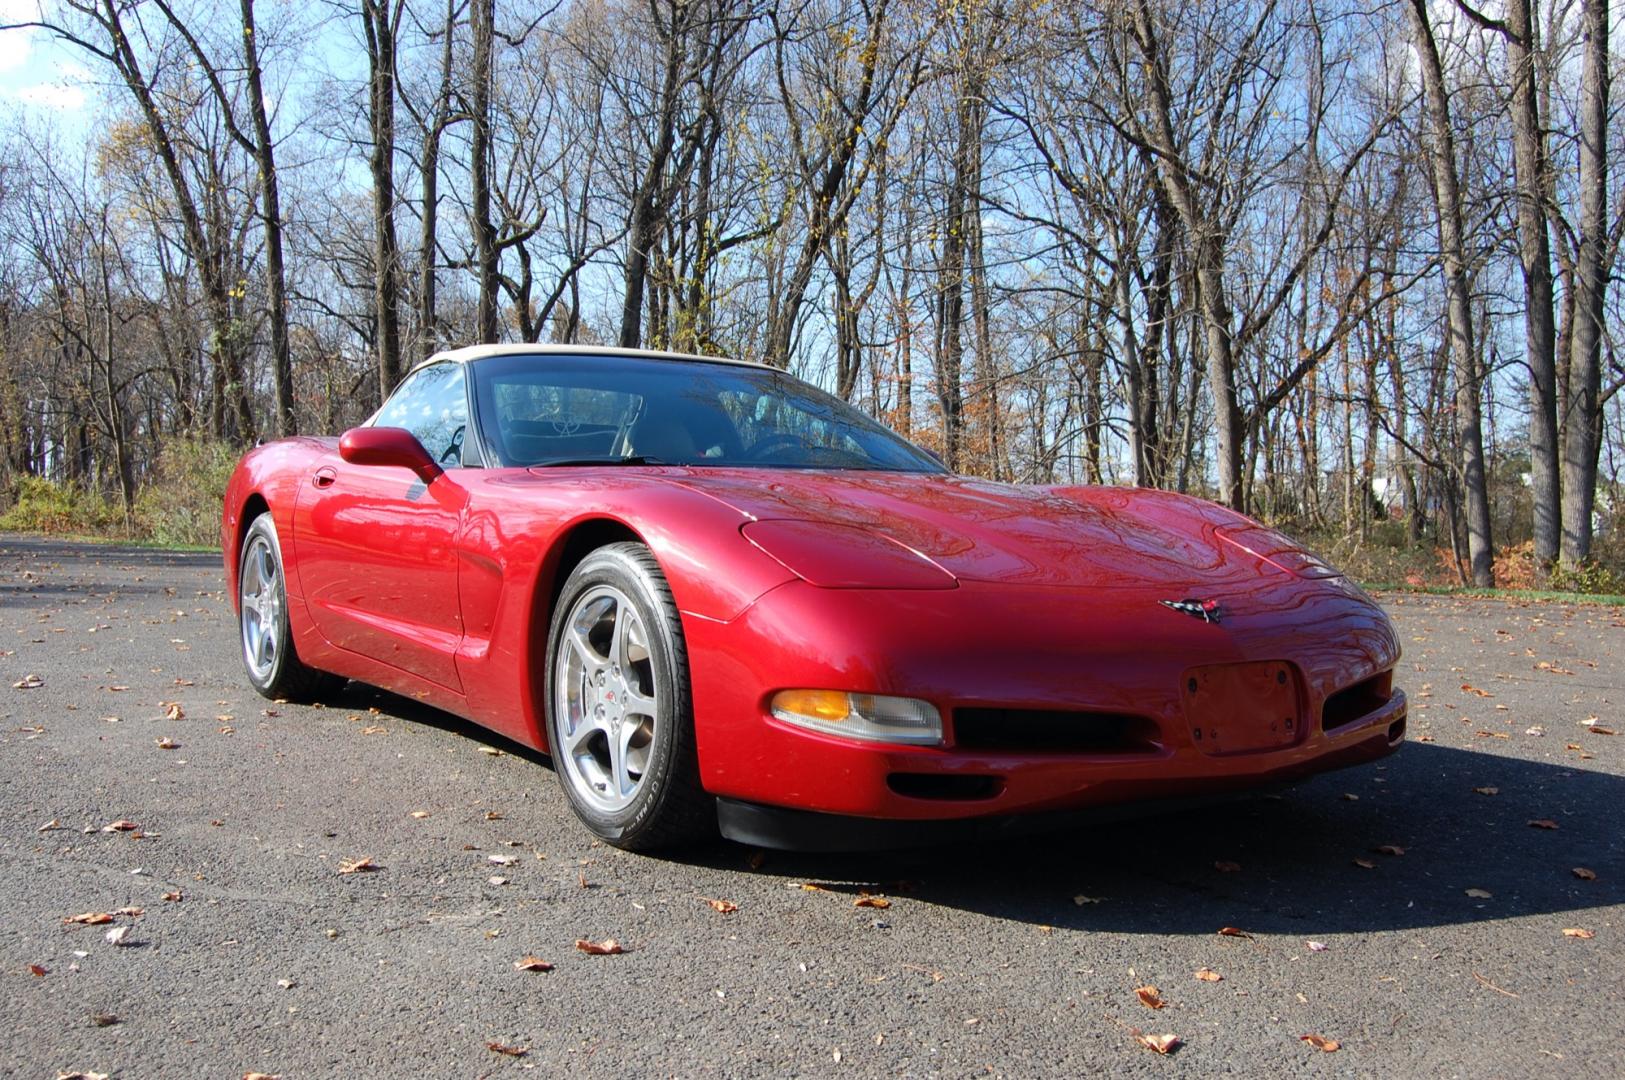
[1183,661,1303,756]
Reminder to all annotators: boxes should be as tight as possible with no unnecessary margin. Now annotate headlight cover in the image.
[770,689,944,746]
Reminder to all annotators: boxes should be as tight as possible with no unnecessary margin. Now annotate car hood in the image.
[671,470,1336,591]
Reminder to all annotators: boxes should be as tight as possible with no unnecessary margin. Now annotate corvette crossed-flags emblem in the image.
[1160,598,1224,624]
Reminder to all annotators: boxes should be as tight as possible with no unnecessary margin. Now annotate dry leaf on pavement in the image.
[104,926,129,946]
[486,1042,528,1057]
[703,898,739,914]
[1473,786,1499,796]
[1301,1034,1341,1052]
[1130,1029,1180,1055]
[575,938,626,955]
[1573,867,1597,880]
[1217,926,1253,938]
[854,896,891,909]
[1528,819,1559,830]
[12,674,44,689]
[1194,968,1223,982]
[514,956,554,972]
[1374,844,1405,856]
[1134,986,1166,1009]
[1465,888,1493,899]
[155,737,179,750]
[101,820,139,833]
[1562,928,1595,939]
[64,912,114,925]
[336,857,378,874]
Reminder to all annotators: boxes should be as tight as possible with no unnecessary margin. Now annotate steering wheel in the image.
[743,434,809,461]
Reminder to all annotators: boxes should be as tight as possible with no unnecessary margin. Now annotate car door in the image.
[293,363,471,692]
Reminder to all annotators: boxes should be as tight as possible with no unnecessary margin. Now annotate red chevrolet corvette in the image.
[222,345,1405,850]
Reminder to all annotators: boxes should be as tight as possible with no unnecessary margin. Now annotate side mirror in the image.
[339,426,443,482]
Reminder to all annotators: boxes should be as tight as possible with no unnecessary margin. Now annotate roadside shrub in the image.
[1549,559,1625,597]
[0,476,124,535]
[134,440,238,548]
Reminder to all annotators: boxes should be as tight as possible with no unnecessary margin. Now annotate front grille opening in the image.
[952,708,1161,755]
[1322,672,1393,731]
[886,772,1002,801]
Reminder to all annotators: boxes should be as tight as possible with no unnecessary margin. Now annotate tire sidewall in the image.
[545,546,689,843]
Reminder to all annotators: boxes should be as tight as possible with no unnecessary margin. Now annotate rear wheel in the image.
[238,514,342,702]
[546,542,711,850]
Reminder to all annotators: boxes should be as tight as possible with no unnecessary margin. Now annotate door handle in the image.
[312,466,337,489]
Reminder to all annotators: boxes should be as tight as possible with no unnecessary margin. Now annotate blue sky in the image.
[0,2,97,116]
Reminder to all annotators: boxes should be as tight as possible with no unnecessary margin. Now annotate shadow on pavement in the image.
[334,671,1622,937]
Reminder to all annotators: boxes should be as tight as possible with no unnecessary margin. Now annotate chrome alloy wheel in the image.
[239,533,283,683]
[553,584,660,814]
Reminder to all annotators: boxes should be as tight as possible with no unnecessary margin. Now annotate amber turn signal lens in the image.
[770,690,943,746]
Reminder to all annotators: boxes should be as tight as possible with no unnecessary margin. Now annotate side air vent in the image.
[1322,672,1393,731]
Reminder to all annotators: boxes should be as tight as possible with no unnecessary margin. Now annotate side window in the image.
[374,363,469,466]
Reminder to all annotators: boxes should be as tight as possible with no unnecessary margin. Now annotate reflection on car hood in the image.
[671,470,1322,590]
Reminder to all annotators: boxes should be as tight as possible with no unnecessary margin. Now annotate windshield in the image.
[470,353,945,473]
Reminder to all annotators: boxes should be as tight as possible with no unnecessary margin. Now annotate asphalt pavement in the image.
[1,535,1621,1078]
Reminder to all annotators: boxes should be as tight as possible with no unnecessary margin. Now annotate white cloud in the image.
[0,28,35,76]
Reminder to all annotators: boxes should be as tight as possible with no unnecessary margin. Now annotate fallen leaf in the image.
[1194,967,1223,982]
[1301,1034,1341,1052]
[488,876,509,886]
[1534,661,1574,675]
[360,725,386,735]
[1475,731,1510,739]
[1217,926,1253,938]
[64,912,114,925]
[410,811,429,819]
[1465,888,1493,899]
[1374,844,1406,856]
[104,926,129,946]
[12,674,44,689]
[57,1072,111,1080]
[1073,894,1104,905]
[1527,819,1559,830]
[162,890,182,902]
[155,737,179,750]
[486,1042,528,1057]
[1135,985,1166,1009]
[489,854,518,866]
[101,820,139,833]
[38,819,61,832]
[1588,726,1616,736]
[1214,861,1242,873]
[1525,726,1545,736]
[29,964,48,976]
[480,746,503,756]
[114,906,143,917]
[798,882,828,892]
[484,810,504,821]
[1573,867,1597,880]
[854,896,891,909]
[1562,928,1595,939]
[336,857,378,875]
[1306,940,1329,952]
[1353,858,1376,869]
[1130,1029,1181,1055]
[703,897,739,914]
[1460,684,1492,697]
[90,1014,119,1027]
[1341,793,1359,801]
[575,938,626,955]
[1473,786,1499,796]
[163,702,184,720]
[514,956,554,972]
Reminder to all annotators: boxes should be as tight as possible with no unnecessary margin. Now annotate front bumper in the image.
[683,578,1404,825]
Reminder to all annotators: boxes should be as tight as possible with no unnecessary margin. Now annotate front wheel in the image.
[545,543,711,850]
[238,514,342,702]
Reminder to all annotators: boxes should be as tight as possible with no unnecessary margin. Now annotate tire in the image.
[545,542,712,850]
[237,513,343,702]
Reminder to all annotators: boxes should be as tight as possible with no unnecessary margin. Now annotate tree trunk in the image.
[1504,0,1559,581]
[470,0,499,343]
[1408,0,1493,585]
[1561,0,1608,568]
[240,0,295,436]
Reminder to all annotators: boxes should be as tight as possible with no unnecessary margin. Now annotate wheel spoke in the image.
[254,622,273,668]
[622,684,657,718]
[566,624,598,669]
[609,600,629,671]
[610,718,638,797]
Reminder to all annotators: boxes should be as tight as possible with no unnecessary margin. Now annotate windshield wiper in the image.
[530,455,680,467]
